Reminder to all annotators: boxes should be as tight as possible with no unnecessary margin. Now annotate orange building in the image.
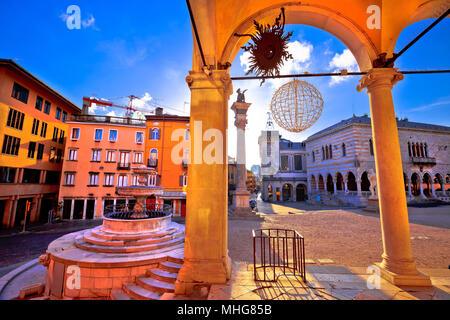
[145,109,189,217]
[0,59,80,229]
[58,114,147,219]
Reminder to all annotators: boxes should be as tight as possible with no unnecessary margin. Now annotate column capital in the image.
[357,68,404,92]
[186,70,233,97]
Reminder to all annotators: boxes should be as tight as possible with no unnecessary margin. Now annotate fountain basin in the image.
[102,214,172,234]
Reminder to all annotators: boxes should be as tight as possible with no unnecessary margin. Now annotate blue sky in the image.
[0,1,448,167]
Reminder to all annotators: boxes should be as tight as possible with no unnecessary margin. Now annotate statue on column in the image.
[368,169,378,199]
[236,89,248,103]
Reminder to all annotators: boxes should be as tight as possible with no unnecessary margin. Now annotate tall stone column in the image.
[175,70,232,295]
[357,68,431,286]
[230,100,253,216]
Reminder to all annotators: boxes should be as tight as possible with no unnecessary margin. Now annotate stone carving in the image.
[39,254,50,267]
[357,68,404,92]
[236,89,247,102]
[368,169,378,199]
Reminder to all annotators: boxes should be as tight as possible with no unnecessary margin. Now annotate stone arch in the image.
[326,174,334,193]
[220,2,378,72]
[361,171,371,192]
[335,172,344,191]
[422,172,433,197]
[282,183,293,201]
[318,174,325,191]
[434,173,444,191]
[296,184,307,202]
[411,172,421,197]
[347,172,357,192]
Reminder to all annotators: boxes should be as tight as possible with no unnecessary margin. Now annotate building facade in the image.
[0,59,80,228]
[259,115,450,205]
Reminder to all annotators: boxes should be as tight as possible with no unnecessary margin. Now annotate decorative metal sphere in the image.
[270,79,324,133]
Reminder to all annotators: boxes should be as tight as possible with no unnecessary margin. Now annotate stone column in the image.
[70,199,75,220]
[344,182,348,194]
[230,100,253,216]
[357,68,430,286]
[419,182,425,198]
[356,179,362,196]
[82,199,87,220]
[431,182,436,198]
[175,70,232,295]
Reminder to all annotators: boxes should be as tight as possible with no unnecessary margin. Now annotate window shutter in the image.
[179,175,183,187]
[156,175,161,186]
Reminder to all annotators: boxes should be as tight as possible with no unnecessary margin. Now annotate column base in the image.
[375,263,432,287]
[175,255,232,296]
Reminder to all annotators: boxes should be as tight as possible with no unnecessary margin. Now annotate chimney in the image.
[155,107,163,115]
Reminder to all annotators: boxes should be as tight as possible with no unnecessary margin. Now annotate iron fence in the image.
[253,229,306,282]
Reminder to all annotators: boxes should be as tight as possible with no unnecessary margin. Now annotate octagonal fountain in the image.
[39,166,185,300]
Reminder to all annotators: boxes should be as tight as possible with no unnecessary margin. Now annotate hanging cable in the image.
[186,0,207,68]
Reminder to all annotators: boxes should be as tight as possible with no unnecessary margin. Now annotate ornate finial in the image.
[266,112,275,130]
[236,88,248,102]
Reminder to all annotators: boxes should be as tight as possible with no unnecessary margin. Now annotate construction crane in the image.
[82,95,155,118]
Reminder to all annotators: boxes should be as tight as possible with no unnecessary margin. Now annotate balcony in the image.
[148,159,158,168]
[70,114,146,127]
[117,163,131,170]
[411,157,436,166]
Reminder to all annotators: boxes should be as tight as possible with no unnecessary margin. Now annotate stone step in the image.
[136,277,175,294]
[123,283,162,300]
[159,261,183,273]
[91,226,178,241]
[74,235,185,253]
[83,230,185,248]
[110,289,133,300]
[167,255,184,265]
[147,268,178,283]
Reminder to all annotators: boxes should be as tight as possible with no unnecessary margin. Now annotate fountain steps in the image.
[90,226,178,241]
[75,234,185,254]
[82,230,184,247]
[111,259,183,300]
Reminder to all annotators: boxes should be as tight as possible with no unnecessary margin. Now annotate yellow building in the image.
[0,59,80,228]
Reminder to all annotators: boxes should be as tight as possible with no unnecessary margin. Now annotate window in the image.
[27,142,36,158]
[52,127,59,142]
[134,152,143,164]
[71,128,80,140]
[267,143,272,156]
[151,128,160,140]
[44,101,51,114]
[408,142,412,157]
[294,155,302,171]
[62,111,68,123]
[49,147,56,162]
[31,119,40,135]
[342,143,347,157]
[56,149,62,163]
[148,174,157,186]
[37,144,44,160]
[40,122,48,138]
[55,107,62,120]
[109,130,118,142]
[104,173,115,187]
[6,108,25,130]
[369,139,374,156]
[119,151,130,165]
[59,130,65,144]
[106,150,116,162]
[45,171,60,185]
[91,149,101,162]
[68,149,78,161]
[132,175,139,186]
[64,172,75,186]
[35,96,43,111]
[322,146,325,160]
[280,155,289,171]
[136,131,144,144]
[22,169,40,184]
[89,173,99,186]
[118,175,128,187]
[312,151,315,163]
[94,129,103,141]
[0,167,16,183]
[329,145,333,159]
[150,149,158,160]
[1,135,21,156]
[11,82,29,103]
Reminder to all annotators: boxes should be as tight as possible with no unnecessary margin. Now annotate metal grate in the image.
[253,229,306,282]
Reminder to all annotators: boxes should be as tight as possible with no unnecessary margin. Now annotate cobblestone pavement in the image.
[228,200,450,269]
[0,220,102,277]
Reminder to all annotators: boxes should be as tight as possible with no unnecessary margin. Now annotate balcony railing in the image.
[411,156,436,166]
[70,114,146,127]
[117,163,131,170]
[148,159,158,167]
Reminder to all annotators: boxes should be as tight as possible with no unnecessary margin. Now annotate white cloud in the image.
[328,49,359,86]
[97,39,147,67]
[409,99,450,112]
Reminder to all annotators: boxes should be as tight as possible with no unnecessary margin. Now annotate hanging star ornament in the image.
[235,8,293,85]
